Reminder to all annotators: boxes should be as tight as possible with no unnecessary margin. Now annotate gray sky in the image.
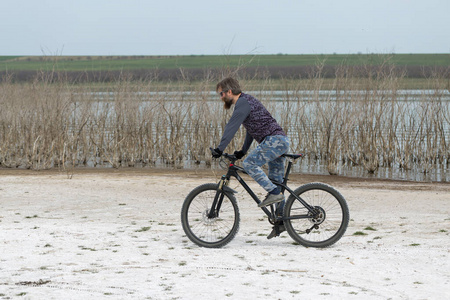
[2,0,449,56]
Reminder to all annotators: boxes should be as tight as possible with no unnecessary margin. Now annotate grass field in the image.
[1,54,449,72]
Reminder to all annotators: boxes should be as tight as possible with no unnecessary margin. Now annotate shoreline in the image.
[1,166,449,189]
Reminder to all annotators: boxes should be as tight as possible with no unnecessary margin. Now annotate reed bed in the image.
[0,67,448,180]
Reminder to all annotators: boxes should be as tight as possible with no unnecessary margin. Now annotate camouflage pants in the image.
[242,135,290,193]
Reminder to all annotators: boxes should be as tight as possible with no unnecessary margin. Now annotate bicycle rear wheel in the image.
[284,182,349,248]
[181,183,240,248]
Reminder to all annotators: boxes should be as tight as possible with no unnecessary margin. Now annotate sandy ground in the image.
[0,168,449,299]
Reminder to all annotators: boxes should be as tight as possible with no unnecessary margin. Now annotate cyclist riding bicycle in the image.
[212,77,290,211]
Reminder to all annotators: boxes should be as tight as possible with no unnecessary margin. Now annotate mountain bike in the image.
[181,151,349,248]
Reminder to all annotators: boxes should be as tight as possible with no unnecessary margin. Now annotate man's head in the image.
[216,77,242,109]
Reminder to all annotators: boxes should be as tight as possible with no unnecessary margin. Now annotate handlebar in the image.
[210,147,237,160]
[222,152,237,161]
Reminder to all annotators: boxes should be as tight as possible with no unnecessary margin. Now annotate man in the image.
[212,77,290,210]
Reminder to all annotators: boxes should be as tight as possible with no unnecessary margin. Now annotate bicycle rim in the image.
[181,184,239,248]
[285,183,349,248]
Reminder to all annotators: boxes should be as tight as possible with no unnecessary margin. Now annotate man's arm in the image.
[241,132,254,154]
[217,98,250,151]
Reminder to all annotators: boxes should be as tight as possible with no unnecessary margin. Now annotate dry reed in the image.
[0,66,448,180]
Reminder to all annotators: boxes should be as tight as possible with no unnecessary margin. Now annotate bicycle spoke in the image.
[181,184,239,247]
[285,183,349,247]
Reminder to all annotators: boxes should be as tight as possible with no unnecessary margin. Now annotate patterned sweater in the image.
[218,93,286,152]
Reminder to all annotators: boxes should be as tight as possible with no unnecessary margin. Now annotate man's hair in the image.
[216,77,242,95]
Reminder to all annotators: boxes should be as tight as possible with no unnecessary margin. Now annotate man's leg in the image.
[267,137,289,214]
[243,135,289,206]
[243,136,288,192]
[269,155,287,215]
[268,155,286,184]
[245,135,290,238]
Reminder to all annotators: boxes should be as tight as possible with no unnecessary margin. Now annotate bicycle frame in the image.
[209,155,316,222]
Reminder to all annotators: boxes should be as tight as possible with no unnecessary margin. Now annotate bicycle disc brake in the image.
[304,206,326,233]
[308,206,326,225]
[202,209,218,225]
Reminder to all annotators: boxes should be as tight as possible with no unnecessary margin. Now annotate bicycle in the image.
[181,150,350,248]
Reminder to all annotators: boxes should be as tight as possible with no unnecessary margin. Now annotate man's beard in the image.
[223,98,233,110]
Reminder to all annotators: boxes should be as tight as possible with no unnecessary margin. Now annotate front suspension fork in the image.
[208,175,228,218]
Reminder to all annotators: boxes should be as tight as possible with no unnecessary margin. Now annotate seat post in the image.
[282,160,293,189]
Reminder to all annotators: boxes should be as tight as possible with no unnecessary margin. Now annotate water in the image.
[84,89,450,102]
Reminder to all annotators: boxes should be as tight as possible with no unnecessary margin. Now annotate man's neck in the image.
[232,93,242,105]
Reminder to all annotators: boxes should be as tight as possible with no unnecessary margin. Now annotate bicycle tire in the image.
[284,182,349,248]
[181,183,240,248]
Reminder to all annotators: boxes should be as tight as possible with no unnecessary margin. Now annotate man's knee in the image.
[243,156,260,173]
[242,158,251,172]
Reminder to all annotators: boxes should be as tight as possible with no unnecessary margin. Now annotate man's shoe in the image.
[267,224,285,239]
[258,193,285,207]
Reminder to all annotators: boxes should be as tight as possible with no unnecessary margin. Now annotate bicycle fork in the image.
[207,175,229,219]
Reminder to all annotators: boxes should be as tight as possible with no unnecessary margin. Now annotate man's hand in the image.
[211,147,223,158]
[234,150,245,159]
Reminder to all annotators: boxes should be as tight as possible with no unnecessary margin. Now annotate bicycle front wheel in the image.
[181,183,240,248]
[284,182,349,248]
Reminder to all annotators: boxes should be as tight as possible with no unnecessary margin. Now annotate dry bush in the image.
[0,66,448,180]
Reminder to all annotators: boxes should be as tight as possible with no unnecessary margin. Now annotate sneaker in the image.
[267,224,286,239]
[258,193,285,207]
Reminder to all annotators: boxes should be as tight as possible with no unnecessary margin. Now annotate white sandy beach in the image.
[0,169,449,299]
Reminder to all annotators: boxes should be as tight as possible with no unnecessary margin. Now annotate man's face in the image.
[218,88,233,110]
